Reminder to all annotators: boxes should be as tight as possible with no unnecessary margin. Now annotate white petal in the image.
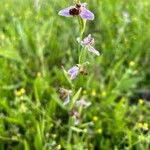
[63,95,70,105]
[88,45,100,56]
[80,7,94,20]
[58,6,74,17]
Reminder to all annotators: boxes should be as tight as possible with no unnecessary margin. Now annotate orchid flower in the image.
[80,34,100,56]
[58,3,94,20]
[59,88,72,105]
[69,110,80,125]
[76,99,91,108]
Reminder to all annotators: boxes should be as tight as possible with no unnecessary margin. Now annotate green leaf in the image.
[116,77,142,92]
[62,66,74,89]
[34,122,43,150]
[0,48,22,63]
[69,88,82,110]
[23,140,30,150]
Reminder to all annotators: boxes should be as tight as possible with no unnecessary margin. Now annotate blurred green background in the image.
[0,0,150,149]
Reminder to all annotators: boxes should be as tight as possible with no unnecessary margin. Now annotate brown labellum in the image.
[80,67,88,76]
[59,88,70,100]
[69,4,81,16]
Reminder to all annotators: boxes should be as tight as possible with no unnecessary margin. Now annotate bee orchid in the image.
[58,3,94,20]
[59,88,72,105]
[69,110,80,125]
[80,34,100,56]
[76,99,91,108]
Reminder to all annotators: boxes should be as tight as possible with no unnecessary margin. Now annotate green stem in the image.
[79,47,83,64]
[79,46,88,64]
[77,17,86,65]
[79,18,86,41]
[67,17,87,148]
[67,117,73,149]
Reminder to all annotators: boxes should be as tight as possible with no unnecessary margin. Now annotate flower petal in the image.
[70,72,78,80]
[87,45,100,56]
[76,99,91,108]
[63,95,70,105]
[75,118,80,125]
[81,34,94,46]
[80,7,94,20]
[58,6,73,17]
[68,66,79,80]
[68,66,79,74]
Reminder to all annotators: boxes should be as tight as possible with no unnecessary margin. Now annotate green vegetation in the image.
[0,0,150,149]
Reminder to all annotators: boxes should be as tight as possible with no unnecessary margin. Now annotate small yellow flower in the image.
[101,91,106,97]
[20,88,25,95]
[15,88,26,97]
[129,61,135,67]
[93,116,98,122]
[15,90,22,97]
[92,89,96,96]
[143,123,148,130]
[56,144,61,150]
[97,128,102,134]
[83,90,87,95]
[137,122,149,130]
[37,72,42,77]
[138,99,144,105]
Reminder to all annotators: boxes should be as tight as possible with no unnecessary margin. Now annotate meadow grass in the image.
[0,0,150,149]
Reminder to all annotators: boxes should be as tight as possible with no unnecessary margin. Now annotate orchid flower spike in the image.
[58,2,94,20]
[81,34,100,56]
